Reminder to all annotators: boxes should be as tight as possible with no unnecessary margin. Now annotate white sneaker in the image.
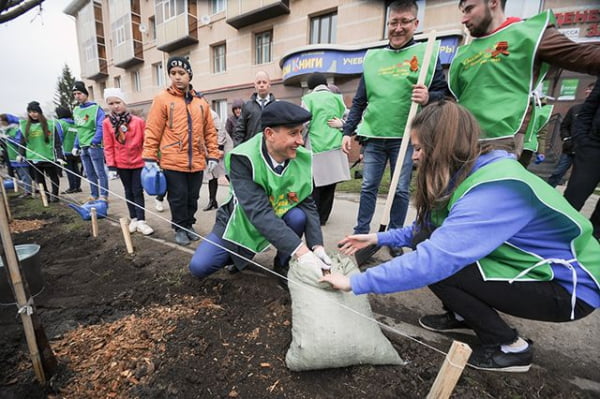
[154,198,164,212]
[129,218,138,233]
[136,220,154,236]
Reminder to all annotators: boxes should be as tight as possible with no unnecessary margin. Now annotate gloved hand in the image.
[56,158,67,166]
[534,152,545,164]
[298,251,329,277]
[108,170,118,180]
[71,148,81,156]
[327,117,344,129]
[312,246,332,270]
[145,160,159,170]
[15,155,25,163]
[207,159,218,174]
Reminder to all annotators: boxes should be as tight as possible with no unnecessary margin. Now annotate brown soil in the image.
[0,195,597,398]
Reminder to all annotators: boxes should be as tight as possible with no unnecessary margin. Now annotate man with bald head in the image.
[233,71,276,147]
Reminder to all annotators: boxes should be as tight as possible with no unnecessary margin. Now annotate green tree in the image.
[54,64,77,112]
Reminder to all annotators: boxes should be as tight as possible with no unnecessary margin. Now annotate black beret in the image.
[261,101,312,130]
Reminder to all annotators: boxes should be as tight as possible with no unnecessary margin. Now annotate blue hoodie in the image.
[350,150,600,308]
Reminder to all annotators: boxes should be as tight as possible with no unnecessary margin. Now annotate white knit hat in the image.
[103,87,127,104]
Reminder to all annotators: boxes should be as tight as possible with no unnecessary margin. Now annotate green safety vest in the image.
[223,133,313,253]
[73,104,101,147]
[433,158,600,284]
[302,90,346,153]
[449,11,555,140]
[4,125,21,162]
[359,40,440,139]
[19,119,56,162]
[523,103,553,152]
[56,118,78,153]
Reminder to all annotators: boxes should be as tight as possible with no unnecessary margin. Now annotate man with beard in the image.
[449,0,600,155]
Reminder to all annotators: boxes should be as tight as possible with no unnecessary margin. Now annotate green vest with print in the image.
[359,41,441,139]
[19,120,56,163]
[434,158,600,284]
[73,104,101,147]
[4,125,20,161]
[223,133,313,253]
[302,90,346,153]
[57,118,78,153]
[523,103,553,152]
[449,11,555,140]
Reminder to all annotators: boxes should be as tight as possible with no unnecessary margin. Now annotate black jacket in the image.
[232,93,276,147]
[574,78,600,140]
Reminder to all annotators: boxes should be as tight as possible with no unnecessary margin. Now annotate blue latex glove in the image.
[534,153,545,164]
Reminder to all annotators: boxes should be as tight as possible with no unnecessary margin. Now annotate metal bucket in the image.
[0,244,43,305]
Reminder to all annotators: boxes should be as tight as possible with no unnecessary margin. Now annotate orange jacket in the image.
[143,86,219,172]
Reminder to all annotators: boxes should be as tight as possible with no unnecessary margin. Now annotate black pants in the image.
[31,162,60,196]
[564,135,600,239]
[163,169,203,231]
[312,183,336,224]
[429,263,593,346]
[118,168,145,221]
[64,154,82,190]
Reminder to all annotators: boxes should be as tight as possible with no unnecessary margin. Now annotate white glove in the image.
[207,159,218,174]
[71,148,81,156]
[15,155,25,163]
[298,251,329,277]
[313,246,332,270]
[108,170,118,180]
[56,158,67,166]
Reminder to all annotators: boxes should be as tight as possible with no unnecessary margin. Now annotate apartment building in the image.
[64,0,599,123]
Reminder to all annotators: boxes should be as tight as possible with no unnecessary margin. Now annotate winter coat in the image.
[103,114,145,169]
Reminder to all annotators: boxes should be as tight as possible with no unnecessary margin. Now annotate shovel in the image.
[355,30,437,266]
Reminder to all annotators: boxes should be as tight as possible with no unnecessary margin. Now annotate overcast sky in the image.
[0,0,80,117]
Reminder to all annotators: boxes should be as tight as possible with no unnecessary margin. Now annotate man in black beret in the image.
[189,101,331,286]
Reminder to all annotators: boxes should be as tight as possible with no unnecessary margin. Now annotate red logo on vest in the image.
[287,192,299,203]
[491,41,510,58]
[409,56,419,72]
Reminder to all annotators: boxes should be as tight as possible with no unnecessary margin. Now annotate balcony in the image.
[112,0,144,69]
[226,0,290,30]
[156,1,199,52]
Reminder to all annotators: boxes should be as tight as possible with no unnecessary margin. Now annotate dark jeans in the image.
[31,162,60,196]
[64,154,82,190]
[118,168,145,221]
[313,183,336,225]
[564,135,600,239]
[163,169,203,231]
[189,207,306,278]
[547,152,573,187]
[429,263,594,346]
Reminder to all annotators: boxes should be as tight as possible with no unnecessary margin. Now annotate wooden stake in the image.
[119,217,134,254]
[427,341,472,399]
[0,180,11,222]
[13,177,18,192]
[91,207,98,238]
[0,190,56,384]
[38,183,48,207]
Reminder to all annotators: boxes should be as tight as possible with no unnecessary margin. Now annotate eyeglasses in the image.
[387,17,417,28]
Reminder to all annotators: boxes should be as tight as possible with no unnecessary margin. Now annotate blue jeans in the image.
[355,138,413,234]
[547,153,573,187]
[15,166,32,194]
[189,207,306,278]
[80,146,108,198]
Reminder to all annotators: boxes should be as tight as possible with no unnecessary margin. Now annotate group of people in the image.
[1,0,598,375]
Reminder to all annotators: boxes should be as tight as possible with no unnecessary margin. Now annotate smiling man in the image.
[189,101,331,284]
[342,0,449,258]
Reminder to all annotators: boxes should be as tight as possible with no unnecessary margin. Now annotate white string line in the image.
[5,141,452,359]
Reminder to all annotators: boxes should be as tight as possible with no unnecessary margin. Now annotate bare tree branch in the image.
[0,0,45,24]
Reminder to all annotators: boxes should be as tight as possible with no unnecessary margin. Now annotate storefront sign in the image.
[555,9,600,38]
[558,78,579,101]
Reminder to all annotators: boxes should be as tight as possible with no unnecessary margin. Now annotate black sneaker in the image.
[469,344,533,373]
[175,230,191,246]
[186,226,201,241]
[388,246,404,257]
[419,313,472,333]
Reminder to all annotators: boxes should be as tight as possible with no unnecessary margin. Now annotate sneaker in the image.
[175,230,191,246]
[136,221,154,236]
[154,198,164,212]
[469,344,533,373]
[128,218,138,233]
[87,196,98,202]
[388,246,404,257]
[225,264,239,274]
[186,226,200,241]
[99,196,109,202]
[419,313,472,333]
[273,256,289,289]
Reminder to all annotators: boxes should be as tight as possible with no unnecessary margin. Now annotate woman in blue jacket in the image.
[322,100,599,373]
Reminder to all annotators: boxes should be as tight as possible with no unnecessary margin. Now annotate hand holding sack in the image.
[207,159,218,174]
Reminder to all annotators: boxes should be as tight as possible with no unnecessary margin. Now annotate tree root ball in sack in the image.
[285,253,405,371]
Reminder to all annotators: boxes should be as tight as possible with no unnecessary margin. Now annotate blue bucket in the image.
[141,164,167,196]
[3,179,14,190]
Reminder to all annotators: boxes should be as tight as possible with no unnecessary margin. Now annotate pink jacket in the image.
[103,114,145,169]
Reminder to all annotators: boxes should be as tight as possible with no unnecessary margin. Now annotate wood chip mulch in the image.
[9,219,46,234]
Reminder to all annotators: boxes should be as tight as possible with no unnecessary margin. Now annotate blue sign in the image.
[281,36,461,81]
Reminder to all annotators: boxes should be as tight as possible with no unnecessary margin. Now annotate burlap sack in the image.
[285,253,405,371]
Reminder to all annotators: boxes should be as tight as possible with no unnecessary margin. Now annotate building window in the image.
[310,12,337,44]
[149,16,156,40]
[114,76,121,88]
[212,43,226,73]
[153,62,165,87]
[255,31,272,64]
[155,0,185,24]
[211,0,225,14]
[115,23,126,46]
[87,86,95,100]
[132,71,141,92]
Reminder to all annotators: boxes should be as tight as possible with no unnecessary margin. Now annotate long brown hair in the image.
[25,111,50,143]
[410,100,490,227]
